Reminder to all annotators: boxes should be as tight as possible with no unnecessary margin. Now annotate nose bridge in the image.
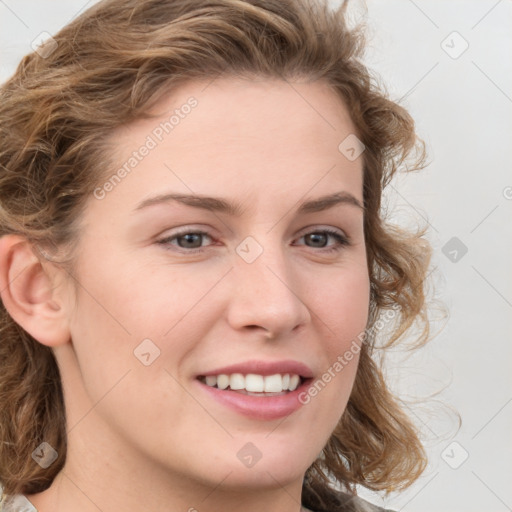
[227,233,309,337]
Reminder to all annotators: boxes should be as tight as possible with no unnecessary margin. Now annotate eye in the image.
[156,227,350,255]
[294,229,350,253]
[157,230,213,253]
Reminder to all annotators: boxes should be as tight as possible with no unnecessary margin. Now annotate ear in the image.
[0,234,71,347]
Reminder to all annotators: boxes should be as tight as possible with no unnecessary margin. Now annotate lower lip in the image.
[195,379,311,420]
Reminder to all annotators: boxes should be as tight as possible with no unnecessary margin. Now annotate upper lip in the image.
[198,360,314,379]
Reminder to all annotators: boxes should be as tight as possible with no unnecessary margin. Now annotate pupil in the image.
[179,233,201,248]
[308,233,326,247]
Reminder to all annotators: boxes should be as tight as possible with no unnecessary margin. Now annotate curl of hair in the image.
[0,0,433,507]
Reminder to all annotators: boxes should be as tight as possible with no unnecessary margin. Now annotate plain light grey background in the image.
[1,1,511,511]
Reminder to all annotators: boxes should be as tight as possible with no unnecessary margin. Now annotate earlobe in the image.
[0,234,71,347]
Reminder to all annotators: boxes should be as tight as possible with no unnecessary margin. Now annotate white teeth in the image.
[202,372,303,393]
[229,373,245,390]
[217,374,229,390]
[288,374,300,391]
[264,374,283,392]
[205,375,217,387]
[245,374,264,392]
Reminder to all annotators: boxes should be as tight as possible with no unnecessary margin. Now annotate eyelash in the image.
[156,228,351,255]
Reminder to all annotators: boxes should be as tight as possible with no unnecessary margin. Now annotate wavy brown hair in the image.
[0,0,433,509]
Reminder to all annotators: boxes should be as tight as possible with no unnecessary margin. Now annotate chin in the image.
[207,442,314,489]
[220,461,307,490]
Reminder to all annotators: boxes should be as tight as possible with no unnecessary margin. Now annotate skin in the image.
[0,77,369,512]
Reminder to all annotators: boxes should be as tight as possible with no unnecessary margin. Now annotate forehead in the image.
[96,77,364,214]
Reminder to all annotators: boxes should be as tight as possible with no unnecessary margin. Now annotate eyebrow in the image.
[133,191,364,215]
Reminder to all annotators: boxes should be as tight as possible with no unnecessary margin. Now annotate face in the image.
[58,77,370,492]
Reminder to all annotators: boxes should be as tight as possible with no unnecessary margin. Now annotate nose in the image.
[226,240,311,340]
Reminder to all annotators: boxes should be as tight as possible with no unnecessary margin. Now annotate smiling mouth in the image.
[197,373,304,396]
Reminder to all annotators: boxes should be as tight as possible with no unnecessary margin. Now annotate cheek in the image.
[299,265,369,407]
[66,295,131,404]
[65,263,217,403]
[311,265,370,344]
[87,259,227,338]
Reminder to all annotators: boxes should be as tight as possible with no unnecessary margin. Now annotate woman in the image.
[0,0,432,511]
